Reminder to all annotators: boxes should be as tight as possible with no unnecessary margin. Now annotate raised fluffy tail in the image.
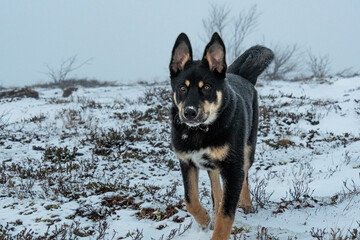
[227,45,274,85]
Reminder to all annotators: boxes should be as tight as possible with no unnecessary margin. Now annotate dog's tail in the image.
[227,45,274,85]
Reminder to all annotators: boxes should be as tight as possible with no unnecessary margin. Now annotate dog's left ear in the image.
[202,32,227,76]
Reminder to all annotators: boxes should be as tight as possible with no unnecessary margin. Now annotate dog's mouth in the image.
[179,111,210,127]
[180,117,210,132]
[183,120,202,127]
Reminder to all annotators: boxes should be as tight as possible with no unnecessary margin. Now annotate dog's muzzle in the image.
[181,106,203,127]
[183,106,198,121]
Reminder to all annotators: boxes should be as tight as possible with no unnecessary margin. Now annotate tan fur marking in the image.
[185,80,190,87]
[208,170,222,214]
[186,167,210,228]
[203,91,222,124]
[173,93,177,105]
[198,81,204,88]
[211,212,234,240]
[239,145,252,213]
[174,150,189,164]
[209,144,229,161]
[173,93,184,117]
[182,54,191,67]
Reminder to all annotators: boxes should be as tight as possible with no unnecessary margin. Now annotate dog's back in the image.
[225,45,274,148]
[226,45,274,142]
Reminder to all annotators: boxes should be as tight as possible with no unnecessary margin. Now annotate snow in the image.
[1,77,360,239]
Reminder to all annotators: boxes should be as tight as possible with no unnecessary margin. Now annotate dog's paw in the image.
[209,221,215,230]
[209,210,216,230]
[194,212,211,231]
[240,205,254,214]
[199,221,210,231]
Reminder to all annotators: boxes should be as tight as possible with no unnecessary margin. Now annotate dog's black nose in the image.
[184,107,198,121]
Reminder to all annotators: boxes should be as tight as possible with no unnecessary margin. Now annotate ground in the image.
[0,77,360,239]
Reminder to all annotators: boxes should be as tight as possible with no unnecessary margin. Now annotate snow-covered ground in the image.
[0,77,360,239]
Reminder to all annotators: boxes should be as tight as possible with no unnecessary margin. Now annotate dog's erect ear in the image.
[202,32,227,76]
[170,33,193,76]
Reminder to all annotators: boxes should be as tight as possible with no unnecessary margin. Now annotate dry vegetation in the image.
[1,77,360,239]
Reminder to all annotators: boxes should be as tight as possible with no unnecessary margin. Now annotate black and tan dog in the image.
[169,32,273,240]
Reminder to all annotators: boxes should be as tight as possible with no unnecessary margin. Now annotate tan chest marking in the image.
[210,144,229,161]
[174,144,229,169]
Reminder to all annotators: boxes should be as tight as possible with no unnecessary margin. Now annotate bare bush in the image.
[263,43,301,80]
[44,55,92,85]
[307,51,331,78]
[201,3,302,79]
[256,226,279,240]
[201,3,259,62]
[310,227,327,240]
[0,110,10,130]
[202,3,230,40]
[94,220,110,240]
[0,88,39,99]
[229,5,259,62]
[310,223,360,240]
[129,228,144,240]
[341,179,360,199]
[250,176,274,211]
[151,221,193,240]
[288,179,313,200]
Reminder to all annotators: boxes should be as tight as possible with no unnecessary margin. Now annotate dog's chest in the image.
[174,144,229,170]
[184,148,216,170]
[173,129,229,170]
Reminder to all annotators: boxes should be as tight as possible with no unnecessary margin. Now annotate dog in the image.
[169,32,274,240]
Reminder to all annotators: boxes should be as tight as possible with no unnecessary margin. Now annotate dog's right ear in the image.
[169,33,193,77]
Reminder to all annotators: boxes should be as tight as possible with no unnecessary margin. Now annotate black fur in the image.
[169,32,273,238]
[227,45,274,85]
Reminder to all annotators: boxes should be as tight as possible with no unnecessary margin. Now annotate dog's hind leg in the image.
[238,144,253,213]
[180,161,210,229]
[239,92,259,213]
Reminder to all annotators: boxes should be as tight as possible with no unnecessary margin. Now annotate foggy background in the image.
[1,0,359,87]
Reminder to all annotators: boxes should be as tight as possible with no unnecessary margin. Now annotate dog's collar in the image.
[199,125,209,132]
[185,124,209,132]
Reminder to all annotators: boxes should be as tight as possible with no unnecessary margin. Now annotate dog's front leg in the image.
[208,170,222,222]
[211,165,243,240]
[180,161,210,229]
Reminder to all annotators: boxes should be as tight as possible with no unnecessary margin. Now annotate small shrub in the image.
[307,51,331,79]
[43,146,77,163]
[288,179,313,201]
[250,176,273,211]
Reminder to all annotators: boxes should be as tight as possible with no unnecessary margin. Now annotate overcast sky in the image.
[1,0,359,87]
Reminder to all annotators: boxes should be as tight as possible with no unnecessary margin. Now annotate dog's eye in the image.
[204,84,211,91]
[180,86,187,92]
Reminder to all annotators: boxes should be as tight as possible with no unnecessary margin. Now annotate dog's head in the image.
[169,33,227,127]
